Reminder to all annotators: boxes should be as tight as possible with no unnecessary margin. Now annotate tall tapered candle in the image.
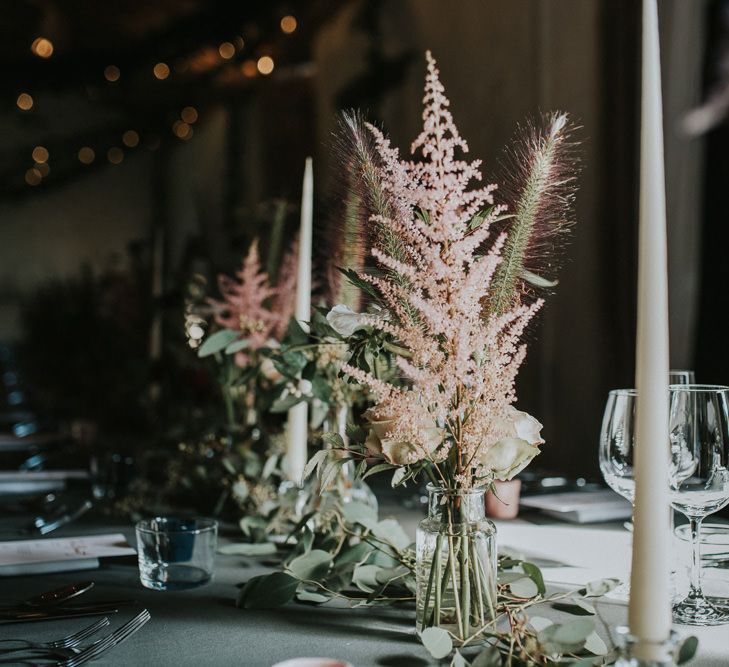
[629,0,672,658]
[285,157,313,484]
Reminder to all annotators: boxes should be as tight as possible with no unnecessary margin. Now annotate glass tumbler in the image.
[136,517,218,591]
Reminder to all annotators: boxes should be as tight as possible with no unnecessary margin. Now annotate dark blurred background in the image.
[0,0,726,482]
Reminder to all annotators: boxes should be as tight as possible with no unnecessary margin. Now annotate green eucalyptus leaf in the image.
[498,572,527,585]
[520,562,546,596]
[552,598,596,616]
[584,631,608,656]
[353,564,382,592]
[198,329,239,357]
[225,338,250,354]
[271,393,301,413]
[286,317,310,345]
[335,541,370,567]
[528,616,553,632]
[237,572,299,609]
[509,577,539,598]
[374,565,410,586]
[342,501,378,527]
[677,636,699,665]
[287,549,333,581]
[420,626,453,660]
[372,519,411,551]
[551,618,595,645]
[219,542,276,557]
[296,589,330,604]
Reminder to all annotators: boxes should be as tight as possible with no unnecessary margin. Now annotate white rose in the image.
[495,406,544,445]
[326,304,370,337]
[298,379,313,396]
[363,404,444,465]
[481,437,540,481]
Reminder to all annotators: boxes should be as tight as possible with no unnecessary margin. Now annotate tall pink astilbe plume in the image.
[340,52,550,488]
[208,239,297,359]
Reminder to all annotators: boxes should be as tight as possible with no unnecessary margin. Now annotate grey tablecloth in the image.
[0,512,726,666]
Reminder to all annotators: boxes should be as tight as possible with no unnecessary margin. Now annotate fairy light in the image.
[218,42,235,59]
[257,56,274,75]
[153,62,170,80]
[78,147,95,164]
[280,15,297,34]
[32,146,49,163]
[241,60,257,78]
[234,36,245,50]
[104,65,120,82]
[31,37,54,58]
[35,162,50,177]
[25,168,42,186]
[107,147,124,164]
[16,93,33,111]
[172,120,192,140]
[181,106,198,124]
[122,130,140,148]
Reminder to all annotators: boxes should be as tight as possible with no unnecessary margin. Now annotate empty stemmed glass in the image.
[668,384,729,625]
[600,389,638,505]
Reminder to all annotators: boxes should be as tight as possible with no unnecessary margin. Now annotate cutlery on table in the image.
[0,607,121,625]
[60,609,151,666]
[0,582,95,614]
[0,617,109,655]
[0,610,150,664]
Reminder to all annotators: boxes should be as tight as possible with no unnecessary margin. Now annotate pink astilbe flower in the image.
[340,52,548,488]
[208,239,297,366]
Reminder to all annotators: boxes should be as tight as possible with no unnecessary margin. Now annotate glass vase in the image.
[416,485,497,644]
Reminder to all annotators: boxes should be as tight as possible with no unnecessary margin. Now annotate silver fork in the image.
[0,618,109,654]
[60,609,151,667]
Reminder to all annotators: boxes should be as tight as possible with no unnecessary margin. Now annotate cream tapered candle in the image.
[629,0,672,658]
[285,157,313,484]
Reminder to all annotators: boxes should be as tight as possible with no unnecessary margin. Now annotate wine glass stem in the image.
[688,516,704,599]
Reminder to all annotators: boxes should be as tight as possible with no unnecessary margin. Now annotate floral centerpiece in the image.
[314,51,578,644]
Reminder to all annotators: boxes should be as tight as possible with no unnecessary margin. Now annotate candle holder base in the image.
[613,627,680,667]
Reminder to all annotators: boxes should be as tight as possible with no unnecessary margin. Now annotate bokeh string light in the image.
[104,65,120,82]
[31,37,54,58]
[15,8,305,188]
[257,55,274,75]
[153,62,171,80]
[78,147,95,164]
[280,15,297,34]
[16,93,34,111]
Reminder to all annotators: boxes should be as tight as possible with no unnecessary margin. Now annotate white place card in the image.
[0,533,136,576]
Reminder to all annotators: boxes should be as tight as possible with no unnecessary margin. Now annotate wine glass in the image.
[670,370,696,385]
[600,389,637,505]
[668,384,729,625]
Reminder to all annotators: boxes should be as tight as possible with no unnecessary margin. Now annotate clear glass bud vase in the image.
[416,485,497,644]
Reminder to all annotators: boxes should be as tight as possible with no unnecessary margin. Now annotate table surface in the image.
[1,508,727,667]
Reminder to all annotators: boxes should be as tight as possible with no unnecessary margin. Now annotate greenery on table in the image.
[230,499,698,666]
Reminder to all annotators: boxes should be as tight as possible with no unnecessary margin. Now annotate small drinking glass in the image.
[135,517,218,591]
[669,385,729,625]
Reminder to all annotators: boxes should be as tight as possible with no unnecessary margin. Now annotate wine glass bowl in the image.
[600,389,637,504]
[669,384,729,626]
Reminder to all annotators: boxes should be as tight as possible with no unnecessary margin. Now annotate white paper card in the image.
[0,533,136,567]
